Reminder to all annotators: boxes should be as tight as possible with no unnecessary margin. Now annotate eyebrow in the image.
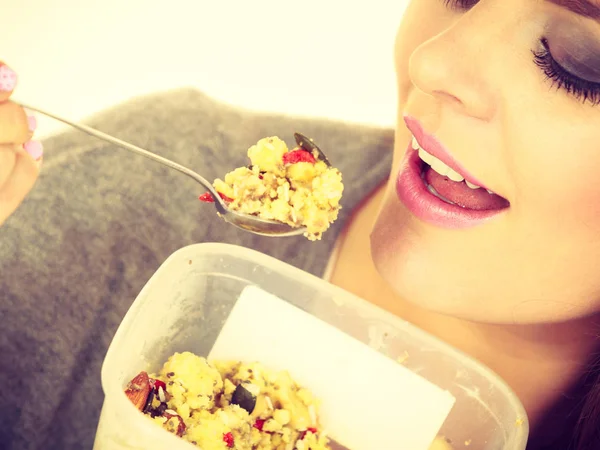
[546,0,600,19]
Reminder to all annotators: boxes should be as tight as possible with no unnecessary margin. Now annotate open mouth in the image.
[412,137,510,211]
[395,116,510,229]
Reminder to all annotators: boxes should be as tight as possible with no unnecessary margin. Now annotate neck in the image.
[327,182,600,430]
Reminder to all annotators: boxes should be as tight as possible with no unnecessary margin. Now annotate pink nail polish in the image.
[27,114,37,132]
[0,64,17,92]
[24,140,43,161]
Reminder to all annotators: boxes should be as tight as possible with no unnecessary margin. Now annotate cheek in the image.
[507,114,600,228]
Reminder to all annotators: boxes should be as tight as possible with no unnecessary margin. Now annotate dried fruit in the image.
[299,427,318,440]
[142,388,155,413]
[198,192,234,203]
[253,419,265,431]
[199,192,214,202]
[125,371,151,410]
[151,378,167,392]
[231,384,257,413]
[163,411,186,437]
[149,402,167,418]
[282,149,316,165]
[223,431,234,448]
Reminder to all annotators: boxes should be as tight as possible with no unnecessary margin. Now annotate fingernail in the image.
[26,113,37,132]
[24,140,43,161]
[0,64,17,92]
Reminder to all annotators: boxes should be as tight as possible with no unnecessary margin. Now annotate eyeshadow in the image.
[546,19,600,82]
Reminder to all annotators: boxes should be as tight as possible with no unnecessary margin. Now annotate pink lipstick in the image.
[396,116,509,229]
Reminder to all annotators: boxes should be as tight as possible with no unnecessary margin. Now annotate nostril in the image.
[408,35,496,122]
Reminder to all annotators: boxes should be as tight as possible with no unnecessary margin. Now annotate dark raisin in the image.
[230,384,257,413]
[142,389,155,414]
[167,372,175,378]
[150,402,168,418]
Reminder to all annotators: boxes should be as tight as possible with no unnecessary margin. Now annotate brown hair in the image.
[575,366,600,449]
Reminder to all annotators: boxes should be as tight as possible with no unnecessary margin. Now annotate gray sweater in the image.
[0,89,393,449]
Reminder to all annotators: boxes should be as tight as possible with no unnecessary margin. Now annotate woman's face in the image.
[371,0,600,324]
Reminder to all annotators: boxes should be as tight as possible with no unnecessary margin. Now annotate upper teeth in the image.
[412,136,483,191]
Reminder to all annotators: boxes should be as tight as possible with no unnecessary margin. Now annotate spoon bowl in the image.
[17,102,330,237]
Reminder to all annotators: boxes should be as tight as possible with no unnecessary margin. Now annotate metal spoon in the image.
[17,102,329,237]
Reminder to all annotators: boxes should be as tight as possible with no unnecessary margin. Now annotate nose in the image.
[408,15,497,121]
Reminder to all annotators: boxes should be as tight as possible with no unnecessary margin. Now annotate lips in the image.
[395,116,509,229]
[404,116,490,190]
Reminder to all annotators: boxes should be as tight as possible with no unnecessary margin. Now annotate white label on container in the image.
[208,285,456,450]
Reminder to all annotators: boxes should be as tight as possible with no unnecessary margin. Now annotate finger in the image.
[0,101,32,144]
[0,141,42,194]
[0,144,40,226]
[0,144,17,190]
[0,62,17,102]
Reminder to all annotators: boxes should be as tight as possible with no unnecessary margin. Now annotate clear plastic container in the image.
[94,243,529,450]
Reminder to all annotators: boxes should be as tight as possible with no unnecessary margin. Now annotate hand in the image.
[0,62,42,226]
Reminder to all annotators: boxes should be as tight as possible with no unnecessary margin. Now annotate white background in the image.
[3,0,408,138]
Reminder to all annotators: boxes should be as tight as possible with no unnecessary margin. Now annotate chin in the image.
[370,203,597,325]
[369,115,516,323]
[369,176,585,325]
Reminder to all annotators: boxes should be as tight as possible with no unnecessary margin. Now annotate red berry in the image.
[223,432,235,448]
[299,427,318,440]
[219,193,234,202]
[151,379,167,392]
[253,419,265,431]
[198,192,234,203]
[199,192,214,203]
[283,149,316,165]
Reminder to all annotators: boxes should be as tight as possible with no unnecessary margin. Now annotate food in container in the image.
[125,352,331,450]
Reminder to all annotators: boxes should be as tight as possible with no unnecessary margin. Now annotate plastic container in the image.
[94,243,529,450]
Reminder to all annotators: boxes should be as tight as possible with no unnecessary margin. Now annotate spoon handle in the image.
[15,101,228,212]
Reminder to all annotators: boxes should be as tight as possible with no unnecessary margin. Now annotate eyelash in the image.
[533,39,600,106]
[442,0,600,106]
[442,0,479,10]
